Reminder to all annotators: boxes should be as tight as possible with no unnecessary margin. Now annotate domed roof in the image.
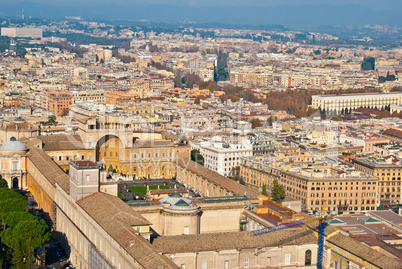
[169,191,183,198]
[0,137,28,153]
[159,194,196,210]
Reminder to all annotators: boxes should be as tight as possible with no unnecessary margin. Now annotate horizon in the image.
[0,1,401,28]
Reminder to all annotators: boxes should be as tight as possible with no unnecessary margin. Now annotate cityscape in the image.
[0,1,402,269]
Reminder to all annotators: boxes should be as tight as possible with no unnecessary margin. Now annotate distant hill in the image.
[0,2,401,28]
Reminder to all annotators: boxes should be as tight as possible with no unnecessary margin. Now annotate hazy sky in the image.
[1,0,401,27]
[5,0,402,8]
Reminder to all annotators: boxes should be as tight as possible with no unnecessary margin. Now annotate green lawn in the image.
[125,185,170,197]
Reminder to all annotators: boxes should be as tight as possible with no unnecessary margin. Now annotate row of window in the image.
[132,152,172,159]
[55,155,85,161]
[180,251,312,269]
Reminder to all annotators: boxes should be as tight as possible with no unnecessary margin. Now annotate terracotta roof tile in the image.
[27,147,70,194]
[77,192,179,269]
[38,134,85,151]
[154,228,316,254]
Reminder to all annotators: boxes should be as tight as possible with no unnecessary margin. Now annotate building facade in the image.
[311,92,402,114]
[353,157,402,206]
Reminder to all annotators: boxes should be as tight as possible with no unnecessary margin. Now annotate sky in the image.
[1,0,401,28]
[5,0,402,8]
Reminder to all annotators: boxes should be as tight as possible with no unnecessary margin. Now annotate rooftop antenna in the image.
[22,9,24,20]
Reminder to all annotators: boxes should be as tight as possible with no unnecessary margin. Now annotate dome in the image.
[0,137,28,156]
[159,193,197,211]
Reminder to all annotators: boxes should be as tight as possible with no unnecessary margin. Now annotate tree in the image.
[341,108,344,115]
[191,149,204,165]
[174,75,182,88]
[262,185,268,196]
[2,211,36,229]
[333,116,343,121]
[108,164,114,173]
[1,218,50,268]
[194,95,206,104]
[313,50,321,55]
[206,80,217,92]
[47,115,58,126]
[184,74,201,88]
[0,175,8,188]
[271,180,285,204]
[361,57,375,71]
[199,81,208,89]
[230,166,241,181]
[250,118,263,129]
[344,108,349,114]
[267,116,273,126]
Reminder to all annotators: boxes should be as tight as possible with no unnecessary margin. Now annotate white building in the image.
[1,27,43,38]
[311,92,402,113]
[193,137,253,176]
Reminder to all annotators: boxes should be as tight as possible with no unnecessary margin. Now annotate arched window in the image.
[305,250,312,266]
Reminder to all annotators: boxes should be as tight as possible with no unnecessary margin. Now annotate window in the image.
[12,162,18,171]
[86,175,90,182]
[285,254,290,265]
[305,250,312,265]
[202,261,207,269]
[184,226,189,235]
[181,265,185,269]
[224,261,229,269]
[244,258,249,268]
[266,257,271,266]
[81,155,84,160]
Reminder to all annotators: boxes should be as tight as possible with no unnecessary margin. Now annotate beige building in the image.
[1,137,400,269]
[241,156,379,213]
[132,192,248,236]
[0,137,28,189]
[0,119,40,144]
[176,158,261,198]
[311,92,402,113]
[154,228,319,269]
[353,157,402,205]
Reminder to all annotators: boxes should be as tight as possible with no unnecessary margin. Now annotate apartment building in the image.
[1,27,43,38]
[192,137,253,176]
[241,156,379,213]
[311,92,402,113]
[230,71,273,87]
[47,89,72,116]
[339,133,389,153]
[71,90,105,104]
[353,157,402,205]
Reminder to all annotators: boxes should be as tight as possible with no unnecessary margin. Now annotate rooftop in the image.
[177,158,260,197]
[77,192,178,269]
[153,227,316,254]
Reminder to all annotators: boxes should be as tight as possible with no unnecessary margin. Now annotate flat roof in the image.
[312,92,402,100]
